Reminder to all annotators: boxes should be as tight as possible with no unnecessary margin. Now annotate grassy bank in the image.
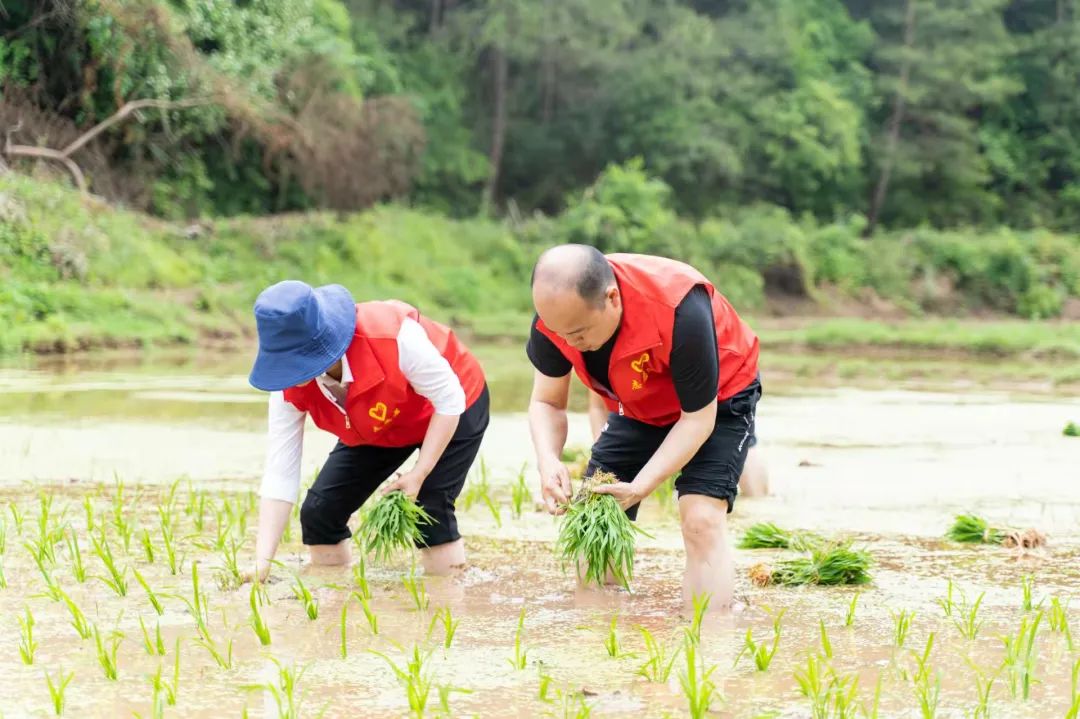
[3,174,1080,360]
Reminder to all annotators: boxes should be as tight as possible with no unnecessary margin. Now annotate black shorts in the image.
[300,386,490,548]
[585,377,761,517]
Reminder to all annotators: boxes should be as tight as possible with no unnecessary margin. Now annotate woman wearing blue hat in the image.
[246,280,489,582]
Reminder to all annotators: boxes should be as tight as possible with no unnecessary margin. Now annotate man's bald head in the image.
[531,244,614,310]
[531,244,622,352]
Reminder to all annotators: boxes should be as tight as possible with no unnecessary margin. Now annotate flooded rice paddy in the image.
[0,347,1078,717]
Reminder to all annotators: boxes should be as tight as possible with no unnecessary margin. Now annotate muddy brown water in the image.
[0,350,1078,717]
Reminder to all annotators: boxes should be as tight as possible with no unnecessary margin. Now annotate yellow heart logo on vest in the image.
[368,402,388,423]
[630,352,650,390]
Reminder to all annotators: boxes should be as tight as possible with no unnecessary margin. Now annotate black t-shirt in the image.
[526,285,719,413]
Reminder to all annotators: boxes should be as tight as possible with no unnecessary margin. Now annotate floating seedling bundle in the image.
[738,522,825,551]
[556,471,647,589]
[749,543,873,587]
[946,514,1046,549]
[358,491,434,563]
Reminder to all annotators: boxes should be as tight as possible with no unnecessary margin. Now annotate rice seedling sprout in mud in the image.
[259,658,313,719]
[351,553,371,600]
[9,500,25,534]
[892,609,914,648]
[818,617,832,659]
[291,572,319,620]
[686,592,711,646]
[339,599,350,658]
[844,591,860,627]
[249,583,272,646]
[0,559,6,589]
[1067,657,1080,719]
[358,490,434,564]
[603,614,630,659]
[59,589,92,639]
[139,527,155,564]
[139,615,166,656]
[737,609,785,671]
[508,607,528,669]
[18,605,37,664]
[1002,610,1042,700]
[215,537,243,590]
[184,562,211,636]
[952,588,985,640]
[510,462,530,519]
[1064,420,1080,437]
[738,522,824,551]
[429,605,458,649]
[1020,574,1042,612]
[93,623,123,679]
[679,631,719,719]
[402,565,429,612]
[637,626,679,682]
[45,668,73,716]
[966,658,995,719]
[158,508,180,576]
[1049,596,1074,649]
[133,568,165,615]
[194,630,234,670]
[356,590,378,635]
[946,514,1046,549]
[151,640,181,709]
[371,644,433,718]
[91,529,128,597]
[556,470,646,589]
[750,543,873,587]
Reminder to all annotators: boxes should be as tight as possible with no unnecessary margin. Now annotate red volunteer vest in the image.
[537,254,759,427]
[283,301,485,447]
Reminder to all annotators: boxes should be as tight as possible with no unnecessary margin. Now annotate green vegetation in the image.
[738,522,824,551]
[749,544,873,587]
[1065,422,1080,437]
[358,491,434,565]
[556,471,646,590]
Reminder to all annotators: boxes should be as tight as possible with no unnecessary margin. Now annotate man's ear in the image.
[607,284,621,311]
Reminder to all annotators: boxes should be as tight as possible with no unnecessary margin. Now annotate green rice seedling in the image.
[1020,574,1042,612]
[461,456,493,511]
[193,632,234,670]
[190,490,208,534]
[356,591,378,635]
[58,589,92,639]
[158,509,180,576]
[402,566,429,612]
[737,609,785,671]
[139,615,166,656]
[352,554,371,600]
[636,626,679,682]
[183,562,211,637]
[936,579,956,618]
[291,572,319,620]
[139,528,155,564]
[952,589,985,640]
[25,539,63,601]
[910,633,935,685]
[1048,596,1074,649]
[508,607,528,670]
[679,632,719,719]
[18,605,37,664]
[45,668,73,716]
[844,591,860,627]
[429,605,459,649]
[90,530,128,597]
[738,522,824,551]
[603,614,630,659]
[686,592,711,646]
[826,667,860,719]
[819,618,832,659]
[794,654,826,714]
[653,476,676,512]
[133,568,165,616]
[93,623,122,680]
[0,515,7,555]
[892,609,914,649]
[436,685,472,716]
[151,640,181,708]
[913,663,940,719]
[9,501,25,534]
[964,658,996,719]
[371,644,433,719]
[216,537,243,590]
[1002,610,1043,700]
[947,514,1005,544]
[358,490,434,564]
[339,599,349,659]
[538,673,554,702]
[510,463,530,519]
[64,529,86,583]
[82,496,96,535]
[1066,657,1080,719]
[1064,421,1080,437]
[0,559,6,589]
[260,657,310,719]
[249,583,272,646]
[550,688,594,719]
[111,481,135,554]
[749,543,873,587]
[556,471,648,589]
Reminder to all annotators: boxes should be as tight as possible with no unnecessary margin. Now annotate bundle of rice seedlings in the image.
[1063,421,1079,437]
[357,491,434,564]
[738,522,824,551]
[556,471,647,590]
[946,514,1047,549]
[749,543,873,587]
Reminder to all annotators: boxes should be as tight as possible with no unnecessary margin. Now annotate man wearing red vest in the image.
[527,245,761,611]
[245,281,489,582]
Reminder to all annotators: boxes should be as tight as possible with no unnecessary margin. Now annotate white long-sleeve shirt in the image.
[259,318,466,503]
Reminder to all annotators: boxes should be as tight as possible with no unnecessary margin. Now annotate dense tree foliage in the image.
[2,0,1080,232]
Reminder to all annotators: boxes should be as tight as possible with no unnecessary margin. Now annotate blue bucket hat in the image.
[248,281,357,392]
